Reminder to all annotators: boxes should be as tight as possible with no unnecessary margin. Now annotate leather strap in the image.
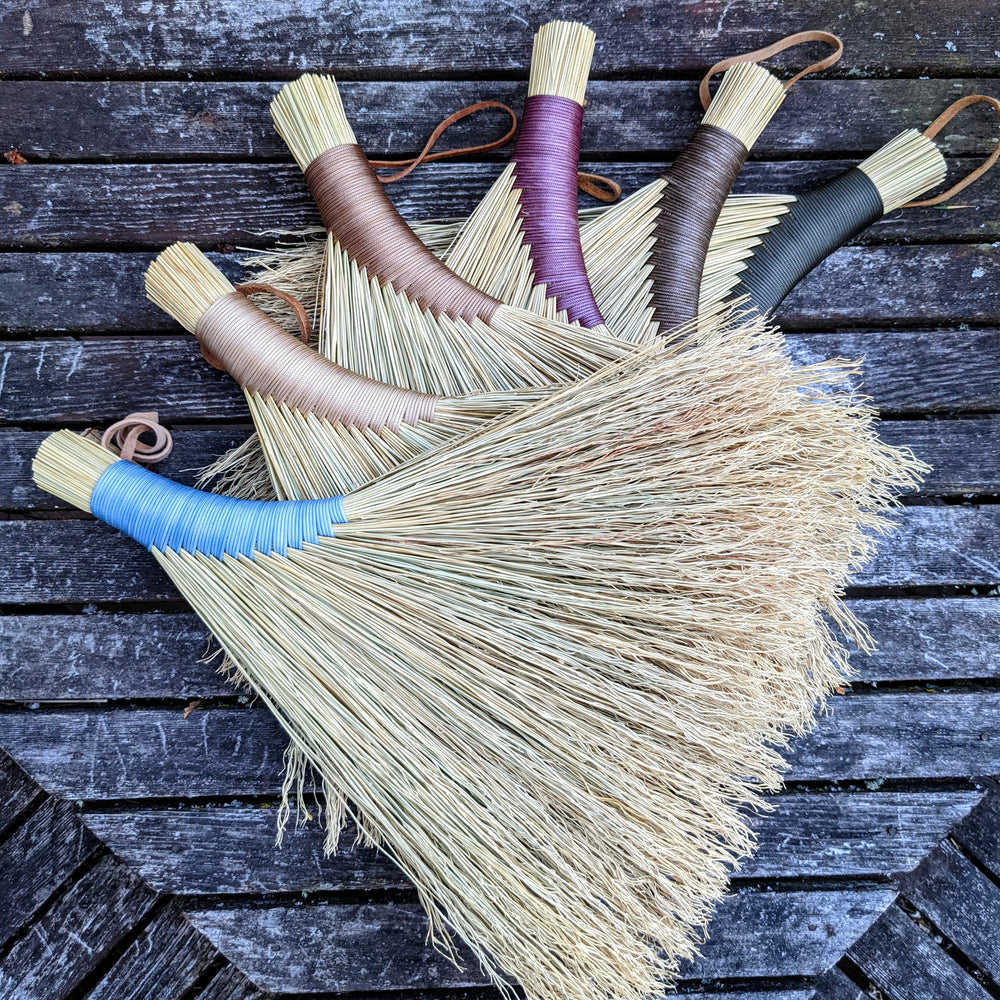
[369,100,517,183]
[576,171,621,202]
[905,94,1000,207]
[100,411,173,464]
[699,31,843,110]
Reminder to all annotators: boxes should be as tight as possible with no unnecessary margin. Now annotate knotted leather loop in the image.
[100,411,173,464]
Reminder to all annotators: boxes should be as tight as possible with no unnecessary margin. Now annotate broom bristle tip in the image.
[271,73,357,171]
[528,19,596,103]
[32,430,118,513]
[145,242,235,333]
[858,128,947,212]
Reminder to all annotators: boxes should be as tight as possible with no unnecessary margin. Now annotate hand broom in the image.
[145,242,551,499]
[31,326,918,999]
[696,93,1000,316]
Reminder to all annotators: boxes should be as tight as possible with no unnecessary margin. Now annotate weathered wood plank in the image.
[186,888,894,991]
[4,693,998,800]
[195,964,267,1000]
[952,782,1000,876]
[810,967,869,1000]
[4,421,998,515]
[6,247,1000,336]
[2,598,998,706]
[0,751,43,838]
[6,79,1000,161]
[899,840,1000,981]
[3,161,999,250]
[847,902,992,1000]
[0,796,99,946]
[85,904,220,1000]
[848,598,1000,683]
[0,853,157,1000]
[1,0,995,76]
[80,790,980,896]
[3,332,998,435]
[0,612,236,701]
[5,507,1000,607]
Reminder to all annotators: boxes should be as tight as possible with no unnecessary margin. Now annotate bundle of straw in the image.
[146,243,549,498]
[34,324,921,999]
[697,94,1000,316]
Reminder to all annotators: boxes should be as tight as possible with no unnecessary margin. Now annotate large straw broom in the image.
[146,243,549,498]
[32,325,920,998]
[696,94,1000,316]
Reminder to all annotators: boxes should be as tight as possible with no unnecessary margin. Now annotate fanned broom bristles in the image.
[146,243,549,498]
[35,323,923,1000]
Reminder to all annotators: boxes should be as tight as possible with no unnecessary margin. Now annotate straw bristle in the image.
[145,242,235,333]
[271,74,357,172]
[527,20,595,104]
[857,128,947,213]
[702,61,786,148]
[32,430,118,512]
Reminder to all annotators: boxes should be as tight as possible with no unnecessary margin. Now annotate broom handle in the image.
[512,95,605,328]
[304,143,503,324]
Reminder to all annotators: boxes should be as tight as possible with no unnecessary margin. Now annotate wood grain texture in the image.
[1,1,996,77]
[952,782,1000,876]
[0,752,43,837]
[2,161,999,250]
[0,853,157,1000]
[4,692,998,801]
[84,904,220,1000]
[195,964,267,1000]
[5,507,1000,607]
[80,790,980,896]
[847,902,993,1000]
[2,598,998,706]
[0,797,99,946]
[187,888,895,991]
[809,967,869,1000]
[899,840,1000,980]
[5,79,1000,160]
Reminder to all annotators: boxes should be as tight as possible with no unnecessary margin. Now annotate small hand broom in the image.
[145,242,549,499]
[696,93,1000,316]
[31,325,918,999]
[271,72,637,396]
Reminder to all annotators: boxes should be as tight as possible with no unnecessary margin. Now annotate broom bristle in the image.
[271,74,357,172]
[702,61,786,148]
[32,430,118,512]
[857,128,947,213]
[527,20,595,103]
[145,242,234,333]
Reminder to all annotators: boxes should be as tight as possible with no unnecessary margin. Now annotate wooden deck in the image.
[1,1,999,996]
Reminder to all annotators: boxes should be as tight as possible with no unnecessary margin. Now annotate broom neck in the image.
[88,457,347,557]
[195,292,439,430]
[511,95,605,328]
[303,143,503,323]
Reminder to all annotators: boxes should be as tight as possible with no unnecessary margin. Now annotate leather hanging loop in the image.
[368,100,518,184]
[235,282,313,345]
[698,30,844,110]
[905,94,1000,207]
[576,171,622,202]
[100,411,173,464]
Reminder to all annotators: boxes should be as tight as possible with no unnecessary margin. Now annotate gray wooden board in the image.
[4,421,999,516]
[0,796,99,946]
[84,903,221,1000]
[899,839,1000,980]
[6,507,1000,608]
[1,0,995,76]
[185,888,895,992]
[3,693,998,800]
[195,964,268,1000]
[0,853,157,1000]
[2,598,999,705]
[5,79,1000,161]
[80,791,980,896]
[847,902,993,1000]
[809,967,869,1000]
[4,330,1000,426]
[4,249,1000,335]
[3,161,1000,249]
[953,784,1000,876]
[0,752,42,837]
